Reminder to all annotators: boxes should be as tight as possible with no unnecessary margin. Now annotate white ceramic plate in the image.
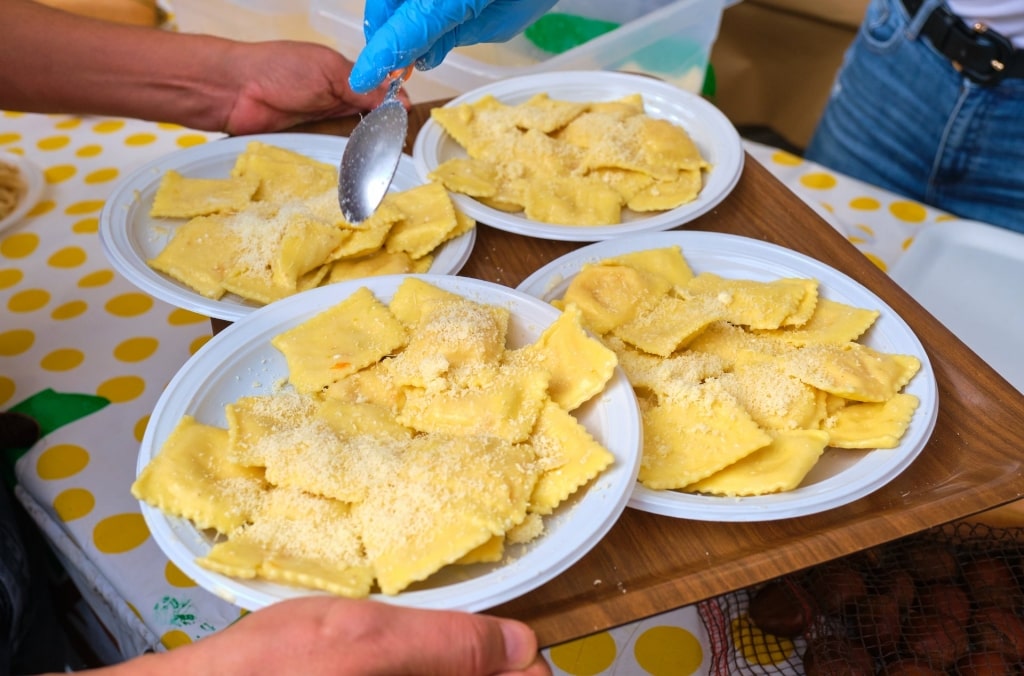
[517,232,939,521]
[0,152,44,234]
[890,220,1024,394]
[412,71,744,242]
[99,133,476,322]
[137,274,642,611]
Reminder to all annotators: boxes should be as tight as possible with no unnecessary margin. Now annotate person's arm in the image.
[0,0,393,135]
[69,596,552,676]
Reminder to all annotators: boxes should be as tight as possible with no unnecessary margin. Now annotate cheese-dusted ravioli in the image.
[782,342,921,402]
[549,244,923,498]
[684,273,816,330]
[527,401,614,515]
[613,294,723,356]
[560,262,671,334]
[231,141,336,203]
[610,245,694,287]
[429,92,712,226]
[145,141,474,307]
[131,416,266,533]
[354,434,537,595]
[824,393,920,449]
[135,280,619,598]
[397,362,550,442]
[199,487,373,598]
[758,297,880,346]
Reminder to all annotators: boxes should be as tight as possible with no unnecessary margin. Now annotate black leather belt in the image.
[903,0,1024,85]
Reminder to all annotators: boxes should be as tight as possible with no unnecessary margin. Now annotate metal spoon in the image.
[338,68,411,224]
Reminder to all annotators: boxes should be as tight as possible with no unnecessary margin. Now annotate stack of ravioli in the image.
[132,278,618,597]
[428,93,710,226]
[147,141,473,305]
[553,245,922,496]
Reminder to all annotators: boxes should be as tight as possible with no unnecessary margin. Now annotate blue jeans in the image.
[805,0,1024,234]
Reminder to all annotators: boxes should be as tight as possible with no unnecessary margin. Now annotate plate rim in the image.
[516,231,940,521]
[411,70,744,242]
[137,273,643,610]
[98,133,476,321]
[0,152,45,235]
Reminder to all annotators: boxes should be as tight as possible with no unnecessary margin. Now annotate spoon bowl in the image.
[338,71,410,224]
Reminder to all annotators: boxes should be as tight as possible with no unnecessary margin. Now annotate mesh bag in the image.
[698,521,1024,675]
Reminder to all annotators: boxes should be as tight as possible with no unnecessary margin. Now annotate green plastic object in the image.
[526,12,717,99]
[3,388,110,486]
[525,13,620,55]
[702,63,716,97]
[527,12,717,93]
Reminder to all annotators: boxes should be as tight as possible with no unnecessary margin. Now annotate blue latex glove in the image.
[349,0,559,92]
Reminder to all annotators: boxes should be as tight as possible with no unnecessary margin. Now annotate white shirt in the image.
[946,0,1024,47]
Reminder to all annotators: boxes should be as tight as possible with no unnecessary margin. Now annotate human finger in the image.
[363,0,405,41]
[375,605,545,675]
[350,0,493,92]
[415,0,558,71]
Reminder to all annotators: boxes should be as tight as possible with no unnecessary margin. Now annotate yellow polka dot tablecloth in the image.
[0,110,239,658]
[0,109,952,674]
[741,140,957,273]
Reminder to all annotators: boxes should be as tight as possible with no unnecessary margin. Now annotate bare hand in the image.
[103,597,551,676]
[220,40,410,136]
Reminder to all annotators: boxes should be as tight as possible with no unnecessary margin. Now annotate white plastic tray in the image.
[890,220,1024,394]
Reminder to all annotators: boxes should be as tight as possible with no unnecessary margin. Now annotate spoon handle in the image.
[385,66,415,101]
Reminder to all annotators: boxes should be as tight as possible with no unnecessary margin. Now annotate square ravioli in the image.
[429,92,711,226]
[271,286,409,392]
[146,141,475,307]
[554,244,924,497]
[135,279,620,598]
[150,170,258,218]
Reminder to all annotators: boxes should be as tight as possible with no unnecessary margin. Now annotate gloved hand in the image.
[349,0,559,92]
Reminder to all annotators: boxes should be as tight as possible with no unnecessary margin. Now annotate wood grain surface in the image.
[269,103,1024,647]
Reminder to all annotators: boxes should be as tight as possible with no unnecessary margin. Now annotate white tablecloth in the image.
[0,110,964,673]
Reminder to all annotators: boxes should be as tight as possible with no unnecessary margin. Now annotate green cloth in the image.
[3,389,110,486]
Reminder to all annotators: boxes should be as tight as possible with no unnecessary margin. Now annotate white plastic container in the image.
[311,0,726,99]
[167,0,332,45]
